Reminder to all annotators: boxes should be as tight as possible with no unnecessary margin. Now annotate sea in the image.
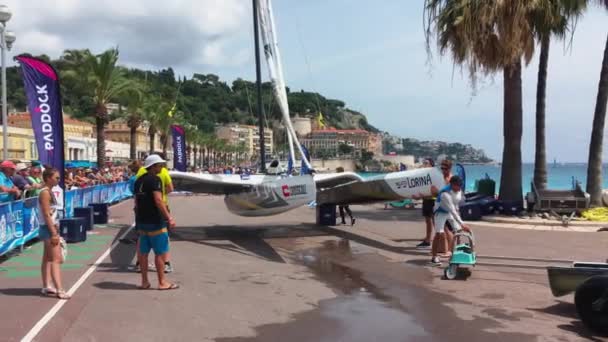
[362,163,608,194]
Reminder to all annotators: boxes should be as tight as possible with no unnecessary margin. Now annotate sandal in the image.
[41,287,57,296]
[56,290,71,300]
[138,283,151,290]
[158,283,179,291]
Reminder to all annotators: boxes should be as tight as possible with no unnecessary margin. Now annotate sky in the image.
[3,0,608,162]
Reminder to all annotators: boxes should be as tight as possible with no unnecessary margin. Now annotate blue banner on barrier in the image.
[0,202,24,255]
[22,197,40,244]
[64,191,74,218]
[0,182,131,255]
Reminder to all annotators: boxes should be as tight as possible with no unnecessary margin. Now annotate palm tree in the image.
[424,1,557,202]
[122,85,145,160]
[532,0,586,190]
[143,99,171,156]
[85,48,134,167]
[586,0,608,206]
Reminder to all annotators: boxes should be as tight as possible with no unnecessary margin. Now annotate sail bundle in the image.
[257,0,313,170]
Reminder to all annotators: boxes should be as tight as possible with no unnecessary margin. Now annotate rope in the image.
[581,207,608,222]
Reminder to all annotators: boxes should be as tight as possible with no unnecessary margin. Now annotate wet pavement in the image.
[1,195,608,341]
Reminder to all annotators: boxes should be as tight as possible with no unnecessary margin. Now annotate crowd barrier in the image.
[0,182,132,256]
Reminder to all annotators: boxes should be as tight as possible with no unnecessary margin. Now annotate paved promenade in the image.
[1,195,607,341]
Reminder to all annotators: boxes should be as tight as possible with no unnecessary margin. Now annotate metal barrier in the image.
[0,182,132,256]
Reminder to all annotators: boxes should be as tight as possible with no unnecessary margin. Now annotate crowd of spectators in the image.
[64,165,129,189]
[0,159,262,203]
[0,160,131,202]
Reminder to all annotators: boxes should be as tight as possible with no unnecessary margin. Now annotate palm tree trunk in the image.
[534,35,549,190]
[161,134,168,157]
[193,148,198,168]
[129,125,137,160]
[498,62,523,203]
[96,116,106,167]
[149,132,155,154]
[586,33,608,206]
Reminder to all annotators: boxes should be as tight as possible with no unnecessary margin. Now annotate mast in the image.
[253,0,266,173]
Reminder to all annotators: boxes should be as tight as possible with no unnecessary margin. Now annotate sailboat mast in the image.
[253,0,266,173]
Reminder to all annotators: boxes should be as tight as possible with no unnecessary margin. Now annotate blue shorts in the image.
[137,223,169,255]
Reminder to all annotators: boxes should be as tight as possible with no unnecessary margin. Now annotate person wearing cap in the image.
[11,163,32,194]
[27,164,44,197]
[136,153,175,273]
[134,154,178,290]
[0,161,21,202]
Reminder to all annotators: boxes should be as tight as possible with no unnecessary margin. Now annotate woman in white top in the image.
[39,166,70,299]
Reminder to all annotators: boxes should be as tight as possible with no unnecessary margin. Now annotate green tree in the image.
[424,0,555,202]
[66,48,135,166]
[338,143,354,156]
[586,0,608,205]
[532,0,586,189]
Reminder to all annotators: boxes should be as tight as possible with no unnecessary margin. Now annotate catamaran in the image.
[170,0,443,217]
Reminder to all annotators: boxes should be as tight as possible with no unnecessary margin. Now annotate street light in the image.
[0,5,14,161]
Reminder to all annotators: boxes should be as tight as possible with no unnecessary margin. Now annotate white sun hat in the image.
[143,155,167,169]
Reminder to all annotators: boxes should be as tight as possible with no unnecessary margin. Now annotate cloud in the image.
[2,0,251,70]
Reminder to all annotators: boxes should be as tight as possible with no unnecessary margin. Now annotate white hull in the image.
[225,175,315,217]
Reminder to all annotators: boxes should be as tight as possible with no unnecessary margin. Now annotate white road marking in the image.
[21,223,135,342]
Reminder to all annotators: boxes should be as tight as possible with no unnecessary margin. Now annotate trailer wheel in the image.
[575,275,608,336]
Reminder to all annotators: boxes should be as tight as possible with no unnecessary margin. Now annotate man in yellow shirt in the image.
[136,165,173,204]
[136,153,174,273]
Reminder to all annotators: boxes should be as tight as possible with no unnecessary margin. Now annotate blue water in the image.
[360,163,608,194]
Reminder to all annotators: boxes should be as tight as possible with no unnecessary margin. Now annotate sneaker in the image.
[416,241,431,249]
[134,262,141,273]
[164,262,173,273]
[428,256,442,267]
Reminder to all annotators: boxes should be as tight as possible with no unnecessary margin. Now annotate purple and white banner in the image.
[15,55,65,187]
[171,125,187,172]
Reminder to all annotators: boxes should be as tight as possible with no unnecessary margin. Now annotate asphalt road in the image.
[2,195,608,341]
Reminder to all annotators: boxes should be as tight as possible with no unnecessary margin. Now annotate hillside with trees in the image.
[5,52,378,137]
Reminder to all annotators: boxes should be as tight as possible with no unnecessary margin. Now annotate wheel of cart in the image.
[575,275,608,336]
[444,232,476,280]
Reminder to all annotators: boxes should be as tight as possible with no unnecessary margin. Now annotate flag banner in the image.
[171,125,187,171]
[15,55,66,187]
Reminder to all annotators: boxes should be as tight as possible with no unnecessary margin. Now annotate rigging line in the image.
[293,8,324,116]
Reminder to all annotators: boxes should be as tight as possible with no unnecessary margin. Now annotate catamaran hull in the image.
[224,175,316,217]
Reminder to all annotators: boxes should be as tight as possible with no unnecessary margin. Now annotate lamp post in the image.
[0,5,14,161]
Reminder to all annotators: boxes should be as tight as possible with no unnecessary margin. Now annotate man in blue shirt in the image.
[0,161,21,202]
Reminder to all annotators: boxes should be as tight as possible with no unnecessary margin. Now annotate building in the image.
[0,126,39,160]
[301,128,370,157]
[376,154,416,168]
[4,111,154,163]
[367,133,383,156]
[291,115,312,138]
[216,124,273,159]
[8,112,94,140]
[105,119,161,159]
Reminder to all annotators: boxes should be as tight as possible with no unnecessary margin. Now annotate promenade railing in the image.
[0,182,132,256]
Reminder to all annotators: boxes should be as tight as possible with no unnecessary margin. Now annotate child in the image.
[429,175,471,266]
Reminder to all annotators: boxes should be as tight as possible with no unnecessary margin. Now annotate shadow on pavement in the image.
[322,226,423,256]
[93,281,139,290]
[166,224,333,264]
[0,288,43,297]
[557,321,605,342]
[528,301,578,320]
